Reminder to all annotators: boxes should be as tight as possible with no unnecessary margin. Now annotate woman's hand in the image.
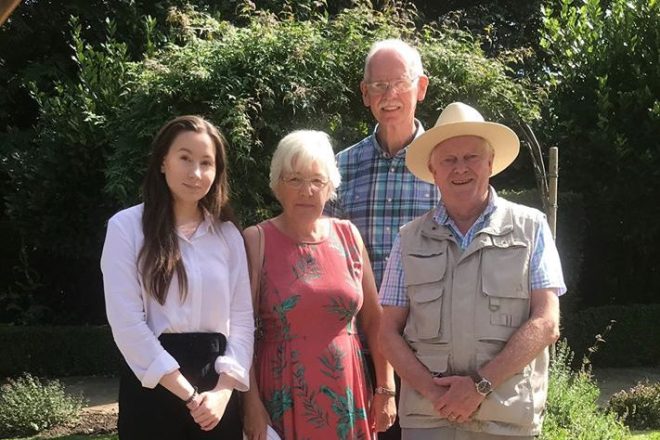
[242,393,273,440]
[190,388,232,431]
[371,393,397,432]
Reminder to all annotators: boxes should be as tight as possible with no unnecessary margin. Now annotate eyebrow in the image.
[175,147,214,160]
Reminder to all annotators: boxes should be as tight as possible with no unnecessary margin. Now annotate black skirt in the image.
[118,332,243,439]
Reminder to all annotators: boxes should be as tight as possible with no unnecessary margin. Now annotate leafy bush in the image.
[541,340,628,439]
[0,373,85,437]
[539,0,660,307]
[561,304,660,367]
[0,325,121,377]
[609,382,660,430]
[0,4,539,324]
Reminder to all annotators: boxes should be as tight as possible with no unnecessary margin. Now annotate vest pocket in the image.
[477,243,530,341]
[473,354,534,426]
[404,250,447,341]
[401,353,449,417]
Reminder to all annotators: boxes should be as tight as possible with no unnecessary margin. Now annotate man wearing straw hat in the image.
[378,102,566,439]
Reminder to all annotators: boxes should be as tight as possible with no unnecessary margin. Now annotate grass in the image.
[630,431,660,440]
[7,435,117,440]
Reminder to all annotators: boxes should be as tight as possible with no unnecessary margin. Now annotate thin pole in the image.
[0,0,22,26]
[547,147,559,239]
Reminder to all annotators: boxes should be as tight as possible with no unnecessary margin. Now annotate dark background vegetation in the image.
[0,0,658,368]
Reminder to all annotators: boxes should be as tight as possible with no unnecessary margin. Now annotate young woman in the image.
[101,115,253,439]
[242,130,396,440]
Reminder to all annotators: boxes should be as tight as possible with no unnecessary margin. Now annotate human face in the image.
[276,159,331,221]
[361,48,428,128]
[161,130,217,209]
[428,136,493,210]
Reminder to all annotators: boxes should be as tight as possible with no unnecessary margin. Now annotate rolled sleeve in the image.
[101,214,178,388]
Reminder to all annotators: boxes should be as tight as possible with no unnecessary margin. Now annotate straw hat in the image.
[405,102,520,183]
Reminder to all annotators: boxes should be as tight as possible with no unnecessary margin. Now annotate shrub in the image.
[540,0,660,307]
[541,339,628,439]
[0,4,540,325]
[561,304,660,367]
[609,381,660,430]
[0,325,121,377]
[0,373,85,437]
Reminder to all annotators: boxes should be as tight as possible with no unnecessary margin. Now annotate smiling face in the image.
[360,48,428,128]
[428,135,493,210]
[161,130,217,210]
[276,158,331,221]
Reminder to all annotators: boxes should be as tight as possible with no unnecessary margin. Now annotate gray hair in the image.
[363,39,424,80]
[269,130,341,199]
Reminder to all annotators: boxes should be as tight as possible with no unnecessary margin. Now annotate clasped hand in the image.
[428,375,485,424]
[186,388,232,431]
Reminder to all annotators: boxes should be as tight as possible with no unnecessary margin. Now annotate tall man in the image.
[325,39,441,439]
[379,102,566,440]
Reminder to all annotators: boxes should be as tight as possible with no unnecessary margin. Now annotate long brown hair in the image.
[139,115,238,305]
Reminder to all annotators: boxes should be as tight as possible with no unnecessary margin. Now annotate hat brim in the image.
[405,121,520,183]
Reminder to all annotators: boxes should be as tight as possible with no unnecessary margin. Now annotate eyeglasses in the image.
[365,76,419,95]
[281,175,329,191]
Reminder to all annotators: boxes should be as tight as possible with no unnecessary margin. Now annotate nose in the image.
[190,164,202,179]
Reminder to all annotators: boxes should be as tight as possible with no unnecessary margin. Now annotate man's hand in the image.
[431,375,484,423]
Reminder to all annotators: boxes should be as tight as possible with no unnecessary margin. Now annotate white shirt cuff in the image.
[215,355,249,391]
[141,350,179,389]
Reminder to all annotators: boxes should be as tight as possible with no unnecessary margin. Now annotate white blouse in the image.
[100,204,254,390]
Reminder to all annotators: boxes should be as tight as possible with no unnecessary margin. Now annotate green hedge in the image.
[562,304,660,368]
[0,325,121,377]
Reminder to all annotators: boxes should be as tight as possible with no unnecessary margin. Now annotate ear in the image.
[416,75,429,102]
[360,81,370,107]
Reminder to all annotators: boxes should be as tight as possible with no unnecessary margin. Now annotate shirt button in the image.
[387,197,392,203]
[425,193,430,197]
[390,167,395,172]
[385,227,391,232]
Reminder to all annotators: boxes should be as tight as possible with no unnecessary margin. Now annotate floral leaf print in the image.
[273,294,300,341]
[292,247,322,282]
[320,386,367,440]
[319,342,345,380]
[265,386,293,422]
[292,356,329,428]
[324,296,359,333]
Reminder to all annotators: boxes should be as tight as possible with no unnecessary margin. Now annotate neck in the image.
[376,120,416,156]
[276,213,327,242]
[172,201,202,226]
[445,195,489,235]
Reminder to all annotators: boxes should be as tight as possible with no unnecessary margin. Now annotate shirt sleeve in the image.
[379,235,409,307]
[530,215,567,295]
[214,224,254,391]
[101,215,179,388]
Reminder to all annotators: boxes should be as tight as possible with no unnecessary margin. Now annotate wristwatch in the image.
[472,374,493,396]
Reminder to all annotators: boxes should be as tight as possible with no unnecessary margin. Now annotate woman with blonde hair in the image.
[242,130,396,440]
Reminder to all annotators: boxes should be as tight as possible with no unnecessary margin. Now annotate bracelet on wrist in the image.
[374,386,396,397]
[184,386,199,405]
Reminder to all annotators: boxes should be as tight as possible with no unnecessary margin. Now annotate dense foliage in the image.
[541,340,629,439]
[539,0,660,307]
[0,373,84,437]
[609,381,660,431]
[0,4,538,324]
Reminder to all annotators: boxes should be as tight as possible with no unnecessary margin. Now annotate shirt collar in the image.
[371,119,425,159]
[433,186,498,226]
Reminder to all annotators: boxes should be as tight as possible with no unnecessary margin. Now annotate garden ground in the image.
[45,366,660,437]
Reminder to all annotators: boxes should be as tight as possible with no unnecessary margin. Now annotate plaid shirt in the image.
[324,122,440,288]
[380,188,567,307]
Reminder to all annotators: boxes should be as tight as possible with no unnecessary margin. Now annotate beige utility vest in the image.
[398,198,549,436]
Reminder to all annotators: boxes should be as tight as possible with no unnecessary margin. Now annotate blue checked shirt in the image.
[380,188,566,307]
[324,122,440,288]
